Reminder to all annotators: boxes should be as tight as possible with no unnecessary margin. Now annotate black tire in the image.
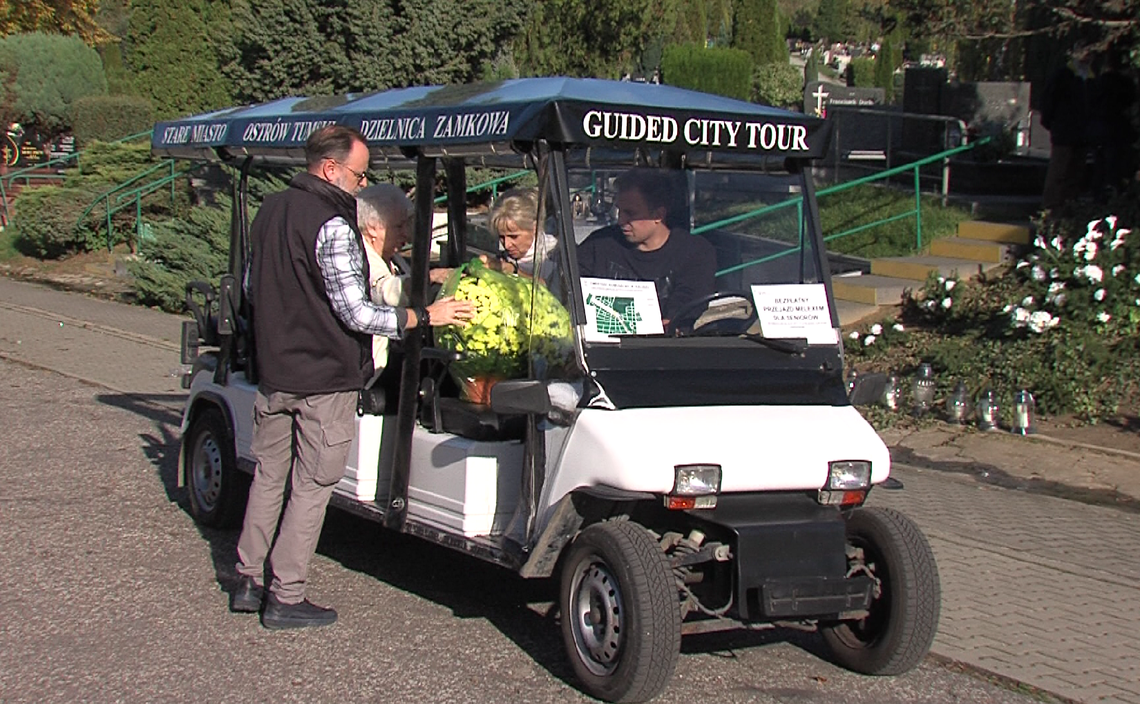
[822,506,941,675]
[559,520,682,703]
[184,406,245,528]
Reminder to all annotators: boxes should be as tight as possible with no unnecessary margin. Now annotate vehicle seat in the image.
[418,368,526,442]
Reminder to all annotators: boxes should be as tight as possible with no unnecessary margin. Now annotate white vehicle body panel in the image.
[538,405,889,525]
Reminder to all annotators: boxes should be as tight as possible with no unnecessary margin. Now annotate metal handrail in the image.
[1,130,154,224]
[694,137,990,275]
[432,169,531,204]
[74,160,189,251]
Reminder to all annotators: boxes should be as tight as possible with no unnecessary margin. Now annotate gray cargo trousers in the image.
[236,389,357,604]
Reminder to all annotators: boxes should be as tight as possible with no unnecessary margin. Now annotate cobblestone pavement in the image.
[3,275,1139,703]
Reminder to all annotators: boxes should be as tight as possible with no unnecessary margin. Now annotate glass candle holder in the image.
[976,388,999,430]
[946,381,971,424]
[1011,390,1036,435]
[912,363,936,416]
[881,373,900,411]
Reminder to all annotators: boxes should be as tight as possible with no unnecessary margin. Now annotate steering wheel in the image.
[665,290,757,337]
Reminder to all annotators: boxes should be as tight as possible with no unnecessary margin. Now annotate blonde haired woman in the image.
[484,187,558,282]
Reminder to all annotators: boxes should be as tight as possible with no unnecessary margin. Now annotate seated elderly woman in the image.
[356,184,452,384]
[481,187,558,282]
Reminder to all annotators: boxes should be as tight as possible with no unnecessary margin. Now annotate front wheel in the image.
[559,520,681,703]
[184,406,246,528]
[822,506,941,675]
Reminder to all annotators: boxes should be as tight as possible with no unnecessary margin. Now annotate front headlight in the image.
[673,464,722,496]
[827,460,871,491]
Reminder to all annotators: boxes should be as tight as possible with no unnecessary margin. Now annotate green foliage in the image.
[222,0,527,103]
[124,0,233,118]
[9,141,174,257]
[98,42,137,96]
[804,47,819,85]
[71,95,154,145]
[129,198,233,311]
[874,37,898,102]
[733,0,785,66]
[661,44,753,101]
[751,61,803,107]
[820,184,971,258]
[846,57,875,87]
[0,43,16,129]
[844,188,1140,421]
[0,32,107,133]
[515,0,653,79]
[813,0,851,43]
[8,184,104,257]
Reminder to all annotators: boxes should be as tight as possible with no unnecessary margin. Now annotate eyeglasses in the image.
[334,161,368,185]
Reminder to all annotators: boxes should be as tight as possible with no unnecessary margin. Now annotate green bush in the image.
[662,44,753,101]
[130,198,232,311]
[751,61,803,108]
[0,32,108,133]
[71,95,154,145]
[843,186,1140,420]
[846,57,874,87]
[820,184,972,258]
[9,185,104,258]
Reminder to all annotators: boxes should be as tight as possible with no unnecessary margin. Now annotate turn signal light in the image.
[817,489,867,507]
[664,495,718,510]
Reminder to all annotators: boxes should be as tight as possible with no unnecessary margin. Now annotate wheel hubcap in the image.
[190,432,223,512]
[569,558,624,676]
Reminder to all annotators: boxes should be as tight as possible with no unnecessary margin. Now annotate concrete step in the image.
[871,255,993,282]
[929,236,1020,264]
[956,220,1031,244]
[834,299,883,327]
[832,274,916,306]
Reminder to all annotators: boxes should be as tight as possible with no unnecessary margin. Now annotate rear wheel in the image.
[184,406,245,528]
[822,506,941,675]
[559,520,681,703]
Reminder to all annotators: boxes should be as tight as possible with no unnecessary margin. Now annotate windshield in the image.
[558,165,830,344]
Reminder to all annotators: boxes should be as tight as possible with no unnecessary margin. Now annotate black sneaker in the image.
[261,593,338,630]
[230,575,264,613]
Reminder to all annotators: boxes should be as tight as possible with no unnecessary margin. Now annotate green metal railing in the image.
[76,158,191,251]
[432,169,531,204]
[0,130,153,224]
[694,137,990,273]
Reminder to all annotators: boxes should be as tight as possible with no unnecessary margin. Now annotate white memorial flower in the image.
[1034,235,1046,248]
[1053,293,1067,306]
[864,335,877,346]
[1050,236,1063,251]
[849,330,861,340]
[1012,307,1031,327]
[1028,310,1056,333]
[893,323,905,332]
[1031,265,1046,281]
[1094,288,1106,302]
[1112,265,1125,277]
[1084,241,1098,261]
[1002,303,1013,313]
[870,323,883,335]
[1022,295,1034,306]
[1105,215,1117,230]
[1097,311,1111,323]
[1016,260,1030,269]
[944,279,956,291]
[1085,265,1104,283]
[1086,218,1102,234]
[941,297,952,309]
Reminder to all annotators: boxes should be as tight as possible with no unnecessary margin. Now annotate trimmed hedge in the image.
[846,57,875,87]
[71,95,155,145]
[752,62,803,108]
[662,44,753,101]
[9,185,104,258]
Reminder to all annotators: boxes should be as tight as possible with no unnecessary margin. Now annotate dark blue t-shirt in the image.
[577,226,717,321]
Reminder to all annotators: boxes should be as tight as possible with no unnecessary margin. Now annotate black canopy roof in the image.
[152,77,831,163]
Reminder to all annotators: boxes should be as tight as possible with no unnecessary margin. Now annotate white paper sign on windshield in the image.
[581,278,665,342]
[750,283,838,345]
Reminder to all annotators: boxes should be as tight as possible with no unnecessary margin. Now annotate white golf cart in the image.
[159,78,939,703]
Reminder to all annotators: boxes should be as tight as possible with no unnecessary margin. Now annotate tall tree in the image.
[514,0,655,78]
[0,0,111,45]
[813,0,852,43]
[124,0,232,118]
[734,0,786,65]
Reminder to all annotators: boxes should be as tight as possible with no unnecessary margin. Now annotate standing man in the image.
[577,168,716,324]
[232,126,472,629]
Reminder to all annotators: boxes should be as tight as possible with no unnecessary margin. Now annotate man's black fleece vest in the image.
[249,172,372,395]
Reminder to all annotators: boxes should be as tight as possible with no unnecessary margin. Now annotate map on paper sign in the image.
[582,278,664,341]
[750,283,838,345]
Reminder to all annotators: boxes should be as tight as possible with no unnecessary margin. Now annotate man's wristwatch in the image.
[415,306,430,327]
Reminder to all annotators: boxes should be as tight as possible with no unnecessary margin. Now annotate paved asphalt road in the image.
[0,279,1054,703]
[0,360,1044,704]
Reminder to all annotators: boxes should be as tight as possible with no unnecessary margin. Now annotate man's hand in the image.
[423,296,474,327]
